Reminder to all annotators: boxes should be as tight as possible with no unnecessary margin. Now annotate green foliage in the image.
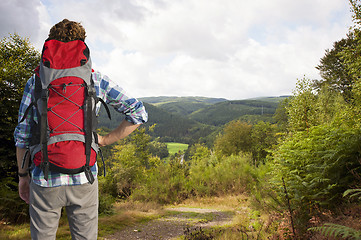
[125,126,152,167]
[309,223,361,239]
[131,156,189,203]
[187,143,211,162]
[106,143,145,198]
[250,121,278,165]
[315,34,356,102]
[148,139,169,159]
[98,102,216,144]
[288,78,346,132]
[0,33,39,224]
[314,86,346,125]
[187,153,255,197]
[287,78,318,132]
[214,120,252,157]
[272,124,361,213]
[0,34,40,177]
[98,177,115,215]
[143,96,226,116]
[343,188,361,200]
[342,1,361,82]
[301,3,361,238]
[214,120,278,165]
[189,99,281,126]
[273,98,290,130]
[98,96,285,146]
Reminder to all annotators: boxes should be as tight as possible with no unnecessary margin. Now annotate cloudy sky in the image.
[0,0,353,100]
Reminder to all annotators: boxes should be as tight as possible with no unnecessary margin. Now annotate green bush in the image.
[98,176,115,215]
[270,123,361,235]
[188,153,256,197]
[132,156,188,204]
[272,124,361,208]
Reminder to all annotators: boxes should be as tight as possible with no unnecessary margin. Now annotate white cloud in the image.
[0,0,353,99]
[0,0,45,44]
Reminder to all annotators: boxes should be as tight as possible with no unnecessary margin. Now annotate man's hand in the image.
[97,135,106,147]
[18,175,30,204]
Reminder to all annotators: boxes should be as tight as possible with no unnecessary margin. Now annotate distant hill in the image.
[97,102,216,143]
[141,103,216,143]
[98,96,289,143]
[189,96,288,126]
[140,96,227,105]
[140,96,227,116]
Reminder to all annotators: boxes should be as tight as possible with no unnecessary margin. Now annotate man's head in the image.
[48,19,86,42]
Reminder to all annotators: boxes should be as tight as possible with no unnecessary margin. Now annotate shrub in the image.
[271,123,361,235]
[131,156,188,204]
[188,153,256,197]
[98,176,115,215]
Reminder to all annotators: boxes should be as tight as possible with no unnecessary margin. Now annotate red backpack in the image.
[21,39,110,183]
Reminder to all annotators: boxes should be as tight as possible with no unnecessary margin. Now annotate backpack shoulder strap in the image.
[39,85,49,180]
[84,79,96,184]
[98,98,112,120]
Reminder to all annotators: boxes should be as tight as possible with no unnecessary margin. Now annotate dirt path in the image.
[103,207,235,240]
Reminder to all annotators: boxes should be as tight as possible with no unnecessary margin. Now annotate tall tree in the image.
[0,34,40,178]
[342,1,361,86]
[287,78,318,132]
[214,120,252,157]
[340,0,361,125]
[315,34,356,102]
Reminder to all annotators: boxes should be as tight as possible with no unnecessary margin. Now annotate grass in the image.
[166,142,189,155]
[0,223,31,240]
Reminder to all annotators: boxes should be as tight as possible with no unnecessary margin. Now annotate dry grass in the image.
[0,223,31,240]
[98,200,164,239]
[173,194,249,211]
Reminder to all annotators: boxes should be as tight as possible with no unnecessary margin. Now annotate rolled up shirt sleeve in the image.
[93,71,148,125]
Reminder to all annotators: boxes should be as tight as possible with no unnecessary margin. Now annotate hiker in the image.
[14,19,148,239]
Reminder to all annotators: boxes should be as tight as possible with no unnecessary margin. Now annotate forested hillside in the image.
[189,98,286,126]
[140,96,226,116]
[98,96,286,143]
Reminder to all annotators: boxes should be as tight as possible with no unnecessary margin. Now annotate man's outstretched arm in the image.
[97,119,140,147]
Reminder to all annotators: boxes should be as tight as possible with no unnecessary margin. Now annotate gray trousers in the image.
[29,180,98,240]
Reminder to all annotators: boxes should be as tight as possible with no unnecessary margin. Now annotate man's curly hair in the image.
[48,19,86,42]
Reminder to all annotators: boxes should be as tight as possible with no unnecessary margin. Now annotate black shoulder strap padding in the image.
[19,102,35,123]
[40,88,49,181]
[84,84,95,184]
[98,98,112,120]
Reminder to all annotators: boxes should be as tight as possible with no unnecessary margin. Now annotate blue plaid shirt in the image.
[14,70,148,187]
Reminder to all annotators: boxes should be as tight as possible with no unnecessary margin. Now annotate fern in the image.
[343,188,361,200]
[309,223,361,239]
